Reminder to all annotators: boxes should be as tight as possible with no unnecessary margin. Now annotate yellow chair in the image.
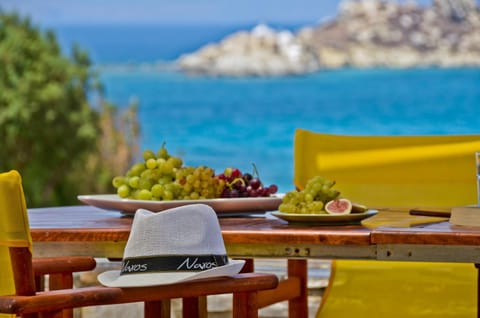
[293,129,479,318]
[0,170,95,318]
[0,170,279,318]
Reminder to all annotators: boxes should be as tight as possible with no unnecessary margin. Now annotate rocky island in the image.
[176,0,480,76]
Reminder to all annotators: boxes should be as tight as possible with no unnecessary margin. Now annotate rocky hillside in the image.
[177,0,480,76]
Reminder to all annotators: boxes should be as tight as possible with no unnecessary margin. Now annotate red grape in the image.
[216,166,278,198]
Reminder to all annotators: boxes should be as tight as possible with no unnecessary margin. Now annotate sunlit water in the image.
[99,68,480,192]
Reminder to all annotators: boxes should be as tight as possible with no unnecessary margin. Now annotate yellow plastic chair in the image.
[293,129,480,318]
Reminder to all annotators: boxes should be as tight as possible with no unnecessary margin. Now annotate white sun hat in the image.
[98,204,245,287]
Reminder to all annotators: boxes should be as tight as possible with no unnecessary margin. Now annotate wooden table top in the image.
[29,205,372,245]
[372,221,480,246]
[28,205,480,262]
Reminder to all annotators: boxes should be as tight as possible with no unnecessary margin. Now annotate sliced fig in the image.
[351,202,368,213]
[325,198,352,215]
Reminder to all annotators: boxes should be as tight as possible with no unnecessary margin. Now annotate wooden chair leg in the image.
[288,259,308,318]
[49,273,74,318]
[145,299,171,318]
[49,273,73,290]
[233,291,259,318]
[240,258,255,272]
[183,296,207,318]
[475,263,480,318]
[35,275,44,292]
[38,311,63,318]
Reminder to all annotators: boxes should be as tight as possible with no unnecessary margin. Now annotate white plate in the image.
[78,194,283,215]
[270,210,378,224]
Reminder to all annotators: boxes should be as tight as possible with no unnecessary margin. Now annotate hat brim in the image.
[98,259,245,287]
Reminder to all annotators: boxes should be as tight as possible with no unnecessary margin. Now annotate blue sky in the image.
[1,0,435,26]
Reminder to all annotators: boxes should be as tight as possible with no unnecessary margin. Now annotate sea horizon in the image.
[52,23,312,64]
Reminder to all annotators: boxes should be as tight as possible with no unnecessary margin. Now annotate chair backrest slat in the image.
[9,247,36,296]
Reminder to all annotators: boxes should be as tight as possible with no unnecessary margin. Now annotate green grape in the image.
[200,188,210,198]
[168,156,183,169]
[193,179,201,190]
[151,184,164,199]
[278,203,296,213]
[156,158,166,166]
[307,201,325,214]
[326,189,340,201]
[140,169,154,180]
[158,175,174,185]
[163,190,173,200]
[117,184,130,198]
[175,166,221,199]
[159,160,174,175]
[280,175,340,214]
[128,176,140,189]
[223,167,233,177]
[146,158,157,169]
[186,174,195,184]
[143,149,156,161]
[321,184,331,192]
[138,178,153,190]
[148,168,162,181]
[127,162,146,177]
[190,192,200,199]
[157,142,170,160]
[183,183,193,193]
[136,189,152,200]
[112,144,227,202]
[112,176,126,188]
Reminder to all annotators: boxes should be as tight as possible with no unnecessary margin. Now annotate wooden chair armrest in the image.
[0,287,121,314]
[257,276,301,308]
[0,273,278,315]
[114,273,279,303]
[32,257,96,275]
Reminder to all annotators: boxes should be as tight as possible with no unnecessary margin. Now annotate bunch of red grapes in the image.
[216,167,278,198]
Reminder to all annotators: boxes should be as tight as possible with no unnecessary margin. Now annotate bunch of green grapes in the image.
[175,166,224,200]
[278,176,340,214]
[112,144,223,201]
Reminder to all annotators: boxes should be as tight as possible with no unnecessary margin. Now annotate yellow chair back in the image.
[292,129,478,318]
[0,170,32,318]
[294,129,480,208]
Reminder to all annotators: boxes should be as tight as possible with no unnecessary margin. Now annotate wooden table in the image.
[28,205,480,317]
[29,205,376,260]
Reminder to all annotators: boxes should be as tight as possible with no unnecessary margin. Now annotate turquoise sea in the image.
[54,25,480,192]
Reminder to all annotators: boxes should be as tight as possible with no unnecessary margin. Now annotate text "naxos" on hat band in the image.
[120,254,229,275]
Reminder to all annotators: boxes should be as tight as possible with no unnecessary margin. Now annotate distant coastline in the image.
[49,0,480,77]
[177,0,480,76]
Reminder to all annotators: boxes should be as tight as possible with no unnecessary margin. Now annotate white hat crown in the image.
[98,204,245,287]
[125,204,227,258]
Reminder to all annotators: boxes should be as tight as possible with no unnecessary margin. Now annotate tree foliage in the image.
[0,11,139,207]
